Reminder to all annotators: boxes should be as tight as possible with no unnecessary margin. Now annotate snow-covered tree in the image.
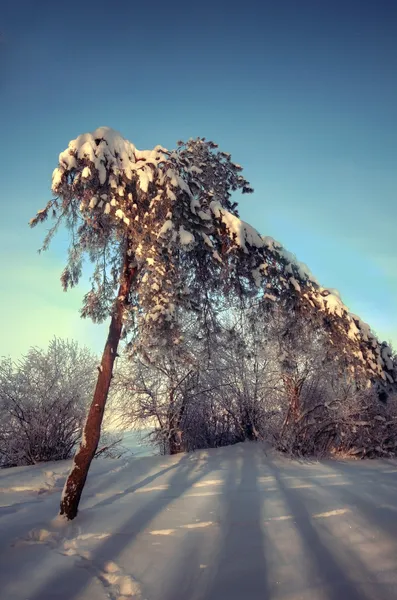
[30,127,256,519]
[0,339,96,467]
[30,126,396,519]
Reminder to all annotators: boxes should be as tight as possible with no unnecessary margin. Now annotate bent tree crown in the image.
[31,127,396,388]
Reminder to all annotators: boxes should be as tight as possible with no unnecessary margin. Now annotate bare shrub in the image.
[0,339,97,467]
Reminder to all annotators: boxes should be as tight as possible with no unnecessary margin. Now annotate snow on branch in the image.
[209,201,264,252]
[29,126,396,387]
[254,233,396,386]
[206,200,396,386]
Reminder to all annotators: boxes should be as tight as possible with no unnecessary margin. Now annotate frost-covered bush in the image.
[0,339,97,467]
[276,382,397,458]
[258,311,397,458]
[111,307,282,452]
[112,304,397,458]
[94,431,132,460]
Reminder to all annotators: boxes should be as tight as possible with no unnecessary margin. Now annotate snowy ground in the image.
[1,443,397,600]
[118,430,156,458]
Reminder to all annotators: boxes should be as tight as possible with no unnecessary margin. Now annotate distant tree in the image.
[31,127,396,519]
[0,339,96,467]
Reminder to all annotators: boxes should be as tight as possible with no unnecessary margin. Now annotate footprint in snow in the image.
[16,528,143,599]
[76,555,143,599]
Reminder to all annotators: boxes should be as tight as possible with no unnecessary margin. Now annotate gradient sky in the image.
[1,0,396,359]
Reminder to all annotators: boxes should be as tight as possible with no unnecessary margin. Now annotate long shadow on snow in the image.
[0,500,43,519]
[312,461,397,540]
[324,458,397,477]
[203,443,269,600]
[299,468,397,599]
[28,453,216,600]
[299,461,397,599]
[83,454,174,499]
[153,450,238,600]
[265,456,375,600]
[86,462,181,511]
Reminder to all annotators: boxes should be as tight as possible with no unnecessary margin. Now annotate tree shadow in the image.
[303,468,397,597]
[81,454,169,498]
[86,462,181,511]
[324,457,397,478]
[25,453,216,600]
[0,463,54,482]
[0,504,26,518]
[202,443,269,600]
[266,457,386,600]
[0,497,45,519]
[313,461,397,540]
[151,451,238,600]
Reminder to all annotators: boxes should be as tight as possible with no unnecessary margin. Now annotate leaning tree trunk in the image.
[60,253,136,520]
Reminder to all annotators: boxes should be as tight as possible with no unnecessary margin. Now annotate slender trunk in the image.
[167,389,181,455]
[280,375,302,437]
[169,397,188,454]
[60,252,136,520]
[169,430,182,455]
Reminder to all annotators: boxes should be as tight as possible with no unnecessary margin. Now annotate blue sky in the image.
[1,0,396,358]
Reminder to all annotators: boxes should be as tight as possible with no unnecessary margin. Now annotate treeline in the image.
[1,309,396,469]
[111,303,397,459]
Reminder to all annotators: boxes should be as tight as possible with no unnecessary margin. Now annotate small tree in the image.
[31,127,396,519]
[0,339,96,467]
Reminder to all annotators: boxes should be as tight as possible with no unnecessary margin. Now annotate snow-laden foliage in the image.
[30,127,397,387]
[30,128,252,342]
[257,238,397,387]
[0,339,97,467]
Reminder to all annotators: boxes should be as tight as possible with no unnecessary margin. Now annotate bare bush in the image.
[264,313,397,458]
[111,307,281,452]
[112,303,397,460]
[276,381,397,459]
[94,431,133,460]
[0,339,97,467]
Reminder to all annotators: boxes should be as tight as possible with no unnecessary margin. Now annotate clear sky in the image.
[1,0,396,359]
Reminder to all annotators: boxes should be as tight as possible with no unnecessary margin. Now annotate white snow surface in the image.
[2,443,397,600]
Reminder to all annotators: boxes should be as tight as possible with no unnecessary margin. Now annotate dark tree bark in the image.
[60,252,136,520]
[167,384,190,455]
[169,431,182,455]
